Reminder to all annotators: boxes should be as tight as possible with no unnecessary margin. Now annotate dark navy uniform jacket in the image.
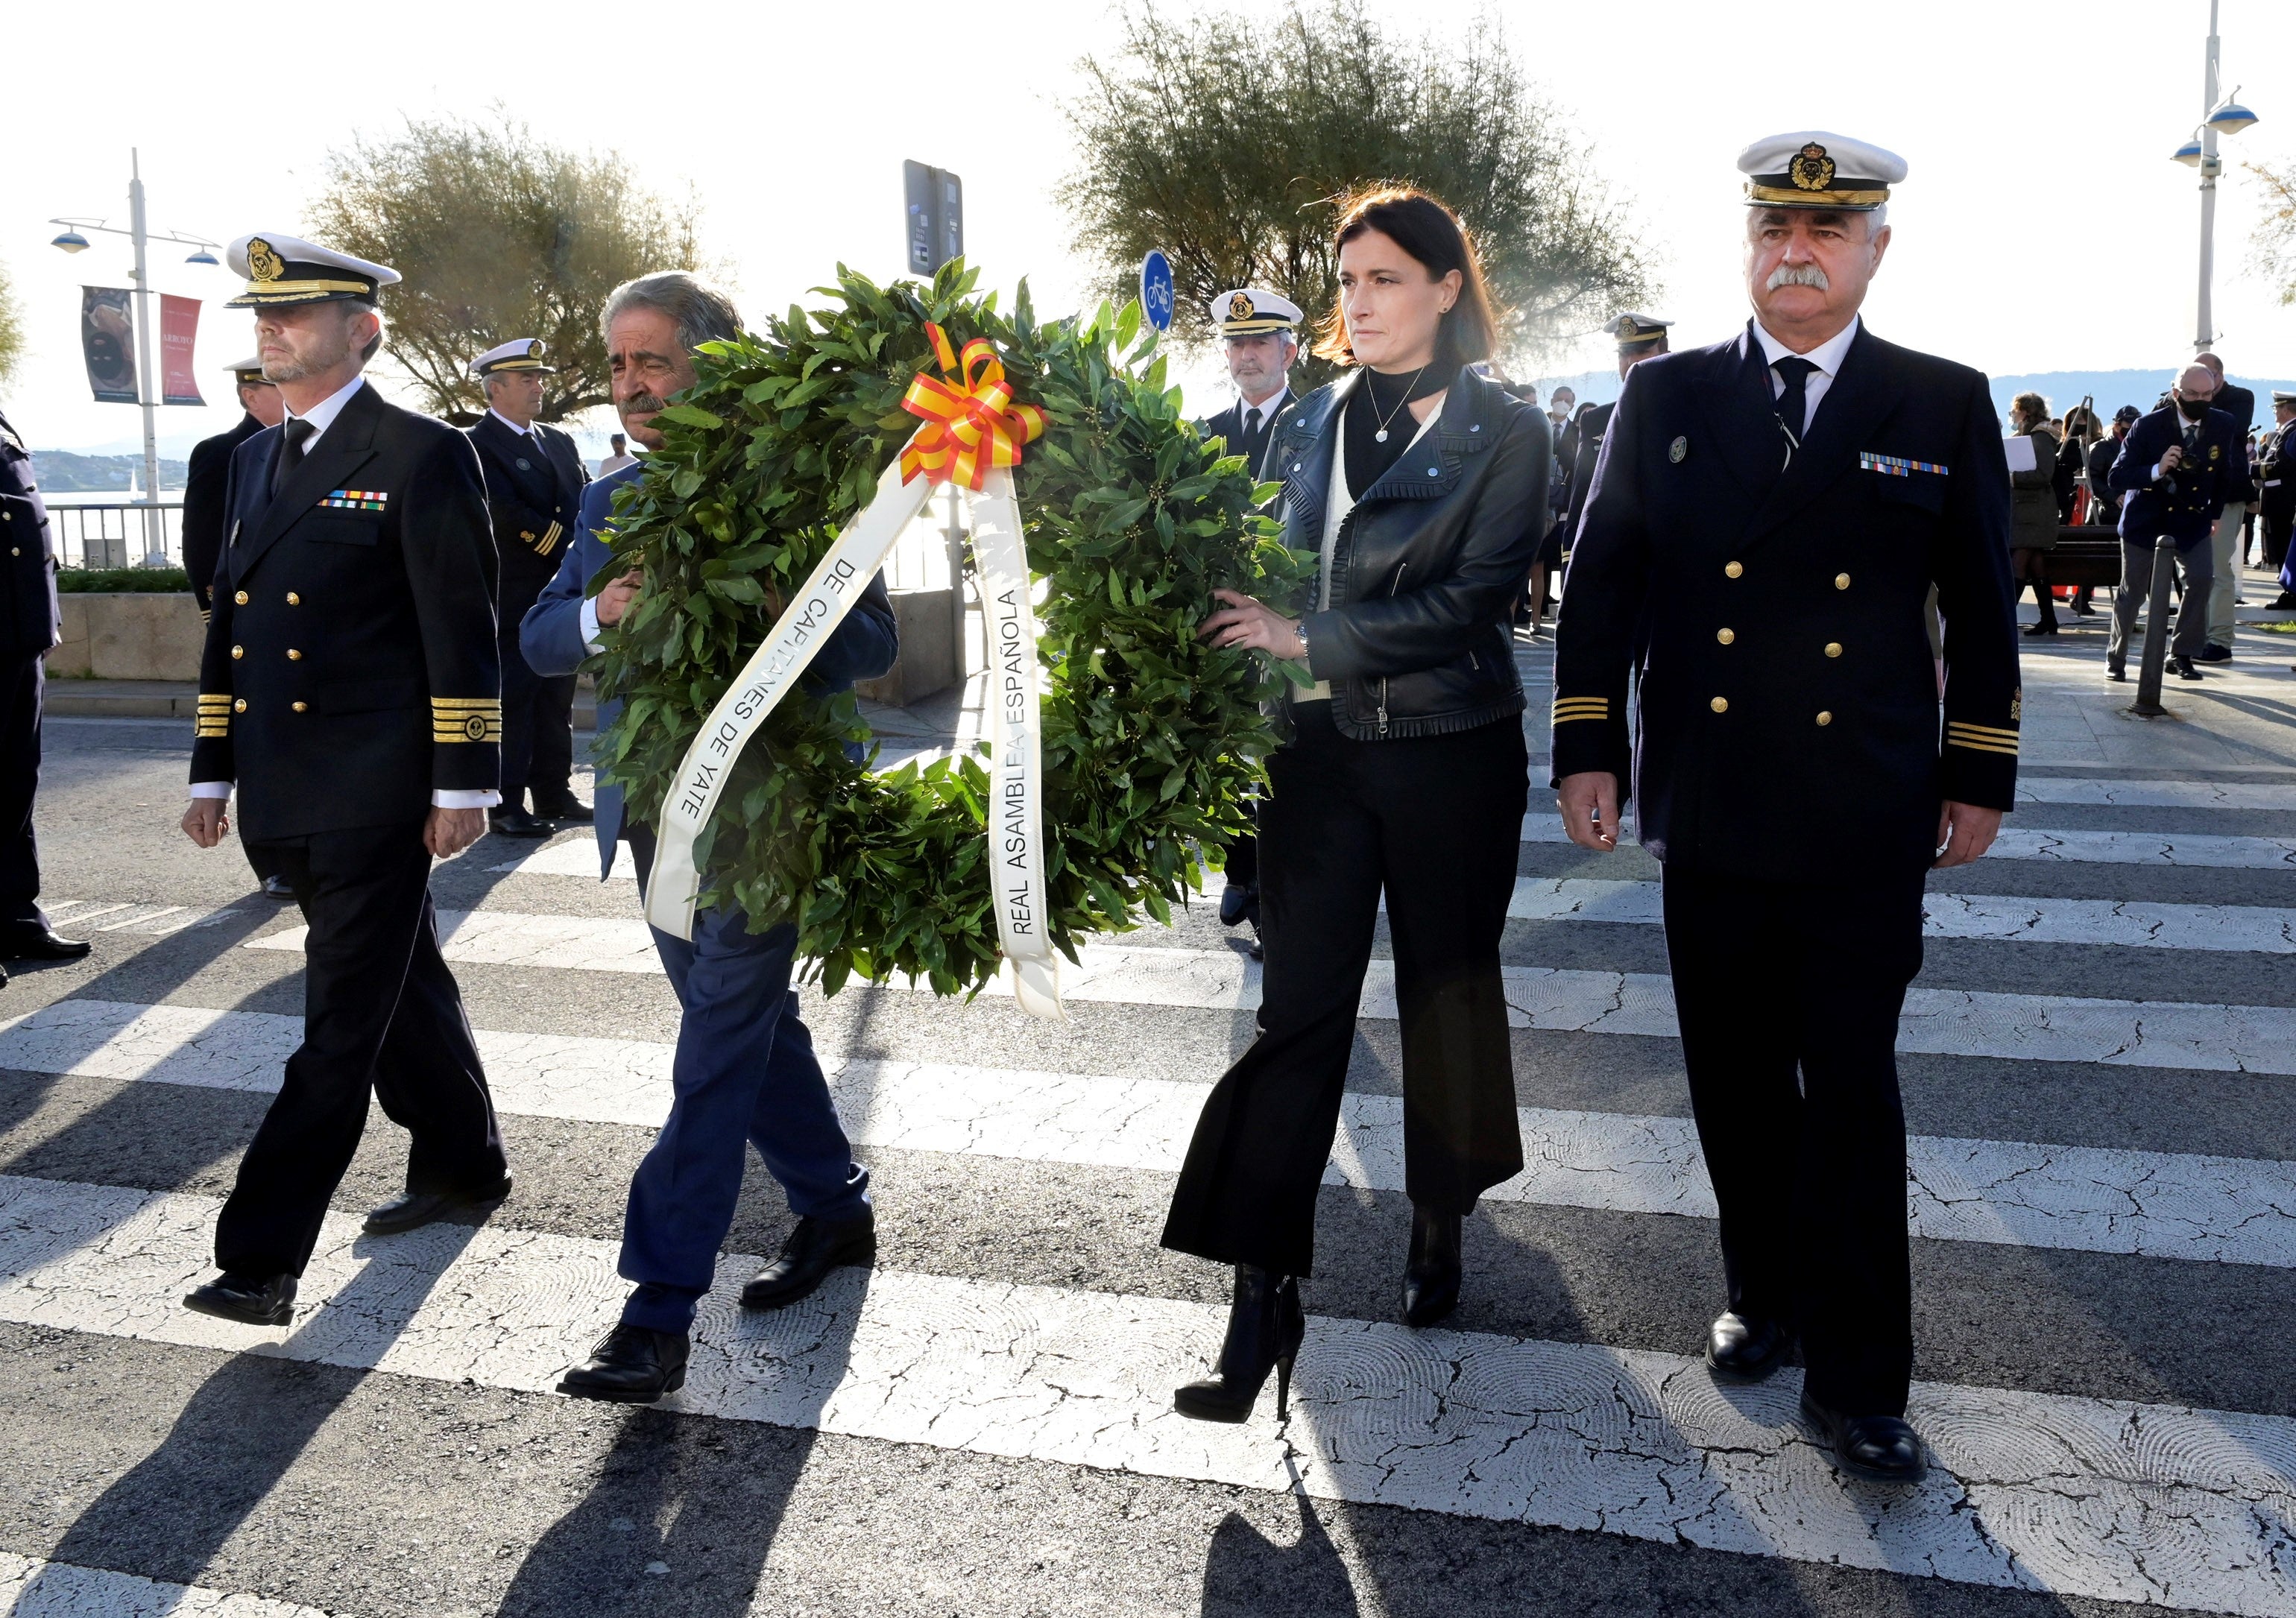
[1196,394,1287,481]
[1559,399,1614,542]
[2107,403,2254,550]
[1552,320,2021,882]
[467,411,589,616]
[183,412,266,619]
[0,411,59,662]
[189,380,501,842]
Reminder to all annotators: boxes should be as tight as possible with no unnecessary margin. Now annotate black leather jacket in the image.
[1270,364,1549,739]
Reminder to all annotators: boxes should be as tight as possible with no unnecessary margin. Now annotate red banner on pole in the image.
[160,294,204,405]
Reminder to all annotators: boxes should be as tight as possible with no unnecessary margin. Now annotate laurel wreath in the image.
[588,262,1309,996]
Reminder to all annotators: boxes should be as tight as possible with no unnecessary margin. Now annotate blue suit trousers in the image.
[619,824,869,1334]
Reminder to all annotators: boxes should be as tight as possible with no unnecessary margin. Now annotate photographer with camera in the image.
[2104,364,2255,681]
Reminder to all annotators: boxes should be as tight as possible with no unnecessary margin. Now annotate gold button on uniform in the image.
[1816,711,1833,726]
[1834,573,1850,590]
[234,591,249,605]
[1710,696,1729,713]
[233,698,247,713]
[286,592,300,605]
[291,701,308,713]
[1724,560,1744,579]
[230,645,244,660]
[286,648,302,660]
[8,549,16,557]
[1824,642,1843,658]
[1717,628,1735,645]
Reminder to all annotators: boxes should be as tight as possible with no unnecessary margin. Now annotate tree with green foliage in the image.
[309,114,704,422]
[0,260,25,388]
[1057,1,1655,383]
[2250,159,2296,306]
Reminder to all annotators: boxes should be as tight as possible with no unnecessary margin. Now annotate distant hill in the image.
[29,451,191,494]
[1522,365,2296,428]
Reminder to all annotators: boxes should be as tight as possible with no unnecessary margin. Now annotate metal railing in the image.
[45,502,186,572]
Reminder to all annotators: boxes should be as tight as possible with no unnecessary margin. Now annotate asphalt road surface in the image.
[5,624,2296,1618]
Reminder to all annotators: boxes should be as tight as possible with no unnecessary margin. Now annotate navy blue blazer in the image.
[1553,320,2021,882]
[2107,403,2254,550]
[0,411,59,660]
[520,462,899,879]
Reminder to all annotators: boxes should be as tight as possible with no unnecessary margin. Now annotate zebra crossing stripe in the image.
[0,1550,327,1617]
[1519,815,2296,870]
[7,999,2296,1268]
[1,1172,2291,1615]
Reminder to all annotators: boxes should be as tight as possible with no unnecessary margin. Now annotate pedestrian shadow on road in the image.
[18,1218,482,1605]
[1201,1457,1358,1617]
[493,1267,869,1617]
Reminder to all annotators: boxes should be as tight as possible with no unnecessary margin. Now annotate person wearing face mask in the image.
[2105,365,2254,681]
[1159,187,1548,1424]
[1552,133,2021,1486]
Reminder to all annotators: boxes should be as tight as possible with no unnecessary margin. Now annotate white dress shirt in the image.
[1751,315,1861,431]
[488,405,535,438]
[192,371,500,813]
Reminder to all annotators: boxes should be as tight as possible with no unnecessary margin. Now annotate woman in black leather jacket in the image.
[1160,188,1550,1423]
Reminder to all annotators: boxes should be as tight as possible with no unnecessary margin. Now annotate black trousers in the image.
[0,656,45,929]
[499,617,575,803]
[1661,864,1926,1417]
[218,818,507,1277]
[1162,704,1528,1277]
[2265,500,2295,575]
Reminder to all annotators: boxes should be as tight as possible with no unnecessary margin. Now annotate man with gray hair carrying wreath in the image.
[522,272,898,1403]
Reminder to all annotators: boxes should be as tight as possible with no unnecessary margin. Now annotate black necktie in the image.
[1245,406,1263,445]
[1772,356,1818,445]
[272,417,315,496]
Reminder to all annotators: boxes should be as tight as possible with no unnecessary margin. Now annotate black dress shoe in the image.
[1175,1265,1305,1423]
[0,959,10,987]
[260,873,297,900]
[1401,1204,1463,1328]
[1705,1311,1790,1381]
[529,790,593,823]
[2198,642,2233,663]
[183,1271,297,1327]
[2104,664,2126,683]
[558,1323,689,1403]
[488,807,552,840]
[2271,592,2296,610]
[3,928,91,961]
[2020,621,2058,637]
[1800,1391,1928,1484]
[739,1211,876,1310]
[363,1176,512,1235]
[1217,883,1258,929]
[2172,654,2203,680]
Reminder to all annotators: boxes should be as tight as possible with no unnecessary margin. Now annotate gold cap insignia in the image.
[1788,143,1837,193]
[529,339,545,359]
[1228,292,1254,321]
[247,238,285,282]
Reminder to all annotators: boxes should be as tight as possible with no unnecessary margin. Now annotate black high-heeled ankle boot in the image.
[1174,1265,1306,1423]
[1401,1204,1463,1328]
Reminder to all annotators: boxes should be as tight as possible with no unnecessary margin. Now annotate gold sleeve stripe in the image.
[537,521,563,556]
[430,698,503,712]
[435,717,505,742]
[1946,736,2020,757]
[1553,697,1609,714]
[1946,721,2021,742]
[195,721,230,738]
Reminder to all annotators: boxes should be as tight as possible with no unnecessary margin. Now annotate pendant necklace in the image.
[1369,363,1430,443]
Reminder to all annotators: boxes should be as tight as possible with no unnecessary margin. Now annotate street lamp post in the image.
[2173,0,2259,354]
[48,149,220,564]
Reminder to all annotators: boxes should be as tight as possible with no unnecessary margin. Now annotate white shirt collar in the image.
[1752,315,1861,379]
[283,373,367,446]
[1240,385,1289,418]
[488,406,536,437]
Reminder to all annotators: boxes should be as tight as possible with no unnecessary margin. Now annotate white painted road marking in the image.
[0,1551,329,1617]
[10,999,2296,1268]
[1521,815,2296,870]
[2,1173,2292,1616]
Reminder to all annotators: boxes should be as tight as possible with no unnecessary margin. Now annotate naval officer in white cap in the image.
[1551,135,2020,1484]
[178,232,511,1328]
[465,338,591,835]
[1197,288,1302,481]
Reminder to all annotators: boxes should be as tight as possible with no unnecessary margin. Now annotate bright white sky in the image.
[7,0,2294,455]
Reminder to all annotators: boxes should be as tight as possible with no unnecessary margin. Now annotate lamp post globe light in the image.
[46,148,221,564]
[2177,0,2259,354]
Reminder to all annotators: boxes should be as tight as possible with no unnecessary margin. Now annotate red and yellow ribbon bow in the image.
[899,323,1047,490]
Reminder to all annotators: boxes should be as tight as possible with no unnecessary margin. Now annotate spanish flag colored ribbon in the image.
[898,323,1047,491]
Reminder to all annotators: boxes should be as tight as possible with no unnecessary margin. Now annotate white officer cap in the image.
[1605,313,1672,350]
[223,355,271,383]
[470,338,557,379]
[224,233,400,308]
[1737,132,1906,211]
[1210,288,1303,337]
[2275,390,2296,405]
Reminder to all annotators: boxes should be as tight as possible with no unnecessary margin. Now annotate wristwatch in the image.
[1291,619,1311,665]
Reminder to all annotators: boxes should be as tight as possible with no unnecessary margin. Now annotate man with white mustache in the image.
[1550,133,2020,1486]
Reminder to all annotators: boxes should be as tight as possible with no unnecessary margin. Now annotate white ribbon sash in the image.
[638,452,1065,1019]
